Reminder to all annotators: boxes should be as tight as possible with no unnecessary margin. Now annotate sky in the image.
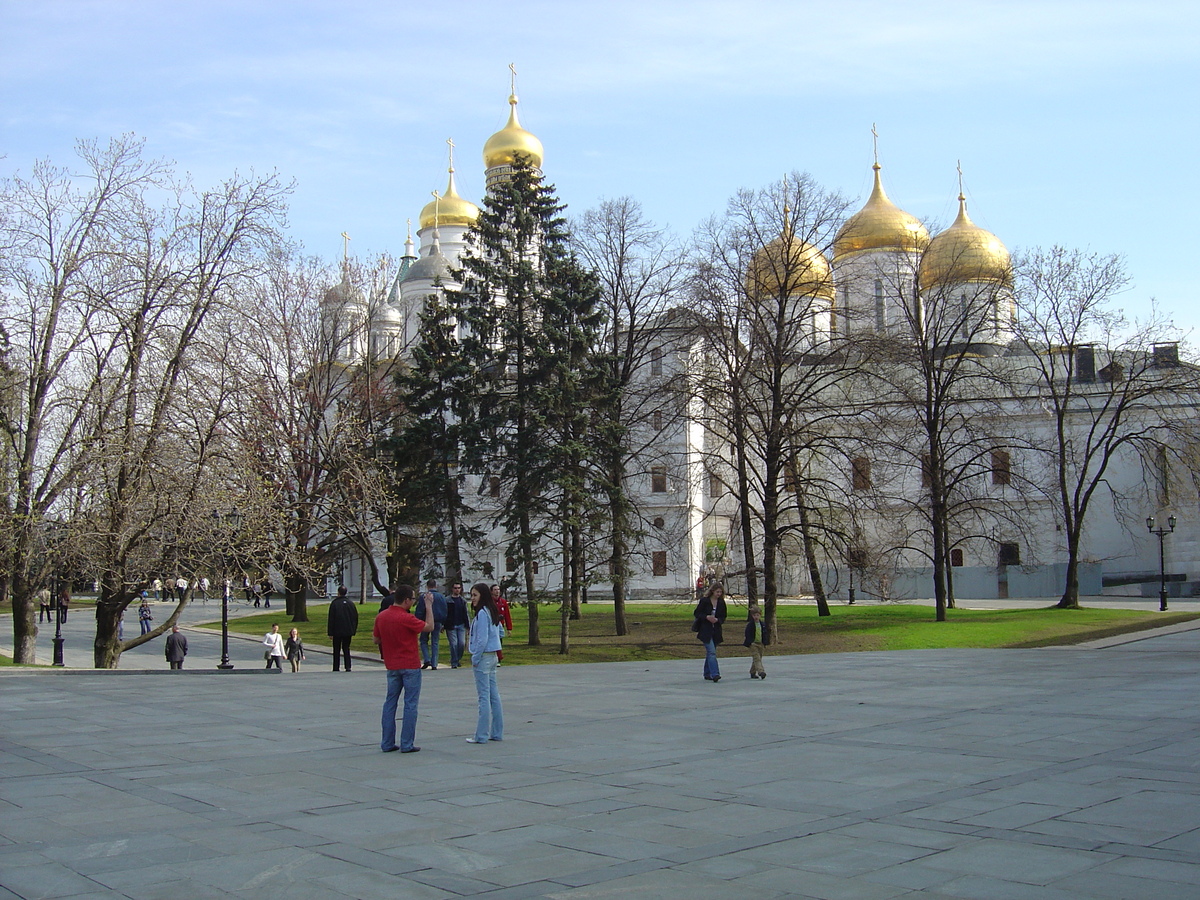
[3,0,1197,332]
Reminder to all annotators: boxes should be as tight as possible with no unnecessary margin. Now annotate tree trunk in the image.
[286,568,308,622]
[798,504,830,617]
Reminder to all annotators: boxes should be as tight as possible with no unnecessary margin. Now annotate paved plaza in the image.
[3,608,1200,898]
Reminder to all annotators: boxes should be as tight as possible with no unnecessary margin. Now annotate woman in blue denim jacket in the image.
[466,581,504,744]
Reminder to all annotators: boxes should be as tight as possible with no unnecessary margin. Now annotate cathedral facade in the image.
[324,88,1198,604]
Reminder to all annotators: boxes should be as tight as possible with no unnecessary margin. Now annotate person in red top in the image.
[490,585,513,662]
[373,584,434,753]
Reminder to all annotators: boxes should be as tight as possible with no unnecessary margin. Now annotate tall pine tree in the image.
[452,156,604,647]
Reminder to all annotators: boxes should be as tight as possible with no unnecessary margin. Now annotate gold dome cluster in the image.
[834,165,930,261]
[483,94,544,170]
[746,231,834,302]
[418,169,480,231]
[918,195,1011,291]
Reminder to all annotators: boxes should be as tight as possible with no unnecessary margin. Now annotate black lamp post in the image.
[51,567,65,667]
[1147,514,1176,612]
[215,509,242,669]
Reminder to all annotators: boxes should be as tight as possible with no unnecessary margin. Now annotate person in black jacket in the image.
[743,606,769,680]
[327,586,359,672]
[692,581,728,682]
[165,625,188,670]
[444,582,471,669]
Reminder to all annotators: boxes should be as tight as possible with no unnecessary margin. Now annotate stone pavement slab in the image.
[4,631,1200,897]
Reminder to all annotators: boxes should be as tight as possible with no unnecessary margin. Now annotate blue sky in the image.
[3,1,1197,332]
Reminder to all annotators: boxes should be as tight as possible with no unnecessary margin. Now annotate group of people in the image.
[692,581,770,681]
[374,581,507,753]
[261,623,305,672]
[150,576,209,602]
[36,586,70,624]
[380,580,512,671]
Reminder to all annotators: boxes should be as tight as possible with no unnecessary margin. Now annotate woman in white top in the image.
[262,624,286,671]
[466,582,504,744]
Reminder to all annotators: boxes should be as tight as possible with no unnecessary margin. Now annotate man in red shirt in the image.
[373,584,434,753]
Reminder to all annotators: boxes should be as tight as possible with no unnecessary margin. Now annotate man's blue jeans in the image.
[446,624,466,667]
[472,652,503,742]
[702,639,720,679]
[420,622,444,667]
[381,668,422,751]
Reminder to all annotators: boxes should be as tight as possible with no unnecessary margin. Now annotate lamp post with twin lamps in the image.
[1146,514,1176,612]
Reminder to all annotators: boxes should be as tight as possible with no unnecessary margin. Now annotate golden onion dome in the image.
[918,195,1011,291]
[833,165,930,260]
[483,94,544,170]
[418,169,480,231]
[746,231,834,301]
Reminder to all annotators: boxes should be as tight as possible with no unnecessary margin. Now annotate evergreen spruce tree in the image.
[392,287,479,586]
[452,157,605,647]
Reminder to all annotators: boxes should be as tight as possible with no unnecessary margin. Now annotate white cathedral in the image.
[322,87,1199,604]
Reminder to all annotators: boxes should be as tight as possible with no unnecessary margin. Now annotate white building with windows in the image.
[327,89,1198,602]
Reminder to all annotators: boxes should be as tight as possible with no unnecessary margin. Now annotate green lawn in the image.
[208,601,1200,665]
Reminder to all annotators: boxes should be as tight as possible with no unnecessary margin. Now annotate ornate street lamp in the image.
[215,509,243,669]
[1146,515,1177,612]
[51,567,65,667]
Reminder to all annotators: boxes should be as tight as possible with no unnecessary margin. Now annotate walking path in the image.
[3,604,1200,898]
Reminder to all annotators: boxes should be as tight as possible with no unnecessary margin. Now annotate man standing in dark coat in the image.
[327,586,359,672]
[165,625,188,670]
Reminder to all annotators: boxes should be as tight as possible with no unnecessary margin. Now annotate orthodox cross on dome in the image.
[781,173,792,237]
[871,123,879,169]
[430,189,441,230]
[509,62,517,97]
[447,137,456,173]
[956,160,965,201]
[340,231,351,274]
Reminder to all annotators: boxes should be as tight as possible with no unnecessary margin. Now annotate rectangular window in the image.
[783,465,796,493]
[652,551,668,576]
[920,454,932,488]
[505,555,516,572]
[653,410,663,430]
[851,457,871,491]
[950,548,964,567]
[991,450,1011,486]
[651,467,668,493]
[650,347,663,377]
[489,476,501,498]
[998,543,1020,566]
[709,472,722,498]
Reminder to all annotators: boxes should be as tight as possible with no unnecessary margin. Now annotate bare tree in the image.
[571,197,688,634]
[692,174,854,634]
[233,251,399,622]
[1013,247,1197,608]
[0,136,288,664]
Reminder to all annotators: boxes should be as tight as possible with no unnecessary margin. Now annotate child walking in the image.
[744,607,769,680]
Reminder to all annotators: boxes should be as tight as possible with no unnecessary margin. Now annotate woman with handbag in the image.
[262,623,286,671]
[692,581,728,682]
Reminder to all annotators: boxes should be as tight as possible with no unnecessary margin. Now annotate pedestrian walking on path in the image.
[285,628,305,673]
[744,606,768,680]
[693,581,727,682]
[262,624,285,671]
